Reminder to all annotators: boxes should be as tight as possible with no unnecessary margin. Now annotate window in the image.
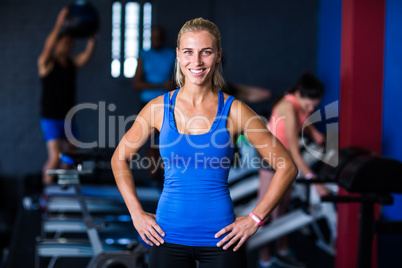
[111,2,122,78]
[111,1,152,78]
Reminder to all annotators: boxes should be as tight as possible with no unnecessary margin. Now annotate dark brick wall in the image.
[0,0,318,179]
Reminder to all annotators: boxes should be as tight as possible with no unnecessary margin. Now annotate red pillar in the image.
[337,0,385,267]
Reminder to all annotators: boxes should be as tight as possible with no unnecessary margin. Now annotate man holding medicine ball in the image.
[37,6,97,184]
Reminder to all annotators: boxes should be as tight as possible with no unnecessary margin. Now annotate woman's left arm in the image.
[215,100,298,251]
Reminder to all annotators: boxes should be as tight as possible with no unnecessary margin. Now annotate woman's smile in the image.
[189,68,206,76]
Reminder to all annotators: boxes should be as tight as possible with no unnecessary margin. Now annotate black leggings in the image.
[148,242,247,268]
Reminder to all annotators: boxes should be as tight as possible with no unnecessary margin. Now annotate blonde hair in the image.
[174,18,225,91]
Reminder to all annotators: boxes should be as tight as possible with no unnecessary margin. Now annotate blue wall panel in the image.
[316,0,341,135]
[381,0,402,221]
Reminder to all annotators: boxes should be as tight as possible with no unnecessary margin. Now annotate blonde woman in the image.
[112,18,297,268]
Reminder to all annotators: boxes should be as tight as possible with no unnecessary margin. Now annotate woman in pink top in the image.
[257,73,329,268]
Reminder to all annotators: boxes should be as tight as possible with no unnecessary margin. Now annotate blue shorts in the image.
[40,118,77,142]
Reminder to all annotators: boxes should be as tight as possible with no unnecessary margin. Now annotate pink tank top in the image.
[267,94,309,149]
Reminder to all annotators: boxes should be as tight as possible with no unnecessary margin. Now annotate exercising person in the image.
[37,7,96,185]
[112,17,298,268]
[257,73,330,268]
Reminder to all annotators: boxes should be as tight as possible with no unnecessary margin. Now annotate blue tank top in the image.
[156,88,236,246]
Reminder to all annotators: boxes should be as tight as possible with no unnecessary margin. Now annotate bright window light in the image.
[124,2,140,78]
[111,2,122,78]
[111,2,152,78]
[111,59,121,78]
[143,2,152,51]
[124,58,138,78]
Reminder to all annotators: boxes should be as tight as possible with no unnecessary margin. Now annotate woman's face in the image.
[177,30,221,88]
[295,91,321,114]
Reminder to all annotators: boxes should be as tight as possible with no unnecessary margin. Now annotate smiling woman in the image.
[176,31,219,89]
[111,17,298,268]
[174,18,225,92]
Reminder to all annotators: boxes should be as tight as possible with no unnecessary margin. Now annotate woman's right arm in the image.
[111,97,165,246]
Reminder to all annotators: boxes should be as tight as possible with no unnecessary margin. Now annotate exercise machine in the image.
[35,150,155,268]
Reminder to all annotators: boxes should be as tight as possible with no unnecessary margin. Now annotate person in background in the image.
[37,7,96,184]
[258,73,330,268]
[132,26,176,187]
[112,17,298,268]
[132,26,176,105]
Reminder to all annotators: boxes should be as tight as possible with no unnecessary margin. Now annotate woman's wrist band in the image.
[249,212,264,227]
[305,172,315,179]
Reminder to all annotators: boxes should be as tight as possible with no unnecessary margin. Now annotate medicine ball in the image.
[61,0,100,38]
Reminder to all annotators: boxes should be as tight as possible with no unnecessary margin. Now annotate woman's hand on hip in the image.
[132,211,165,246]
[215,215,260,251]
